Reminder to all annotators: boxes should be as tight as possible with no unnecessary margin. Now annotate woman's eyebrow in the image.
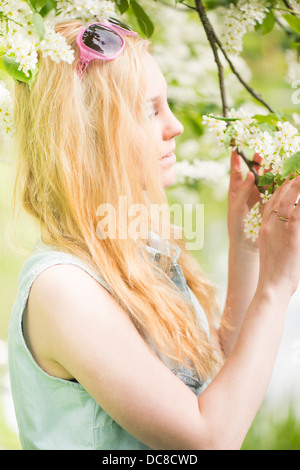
[147,95,162,103]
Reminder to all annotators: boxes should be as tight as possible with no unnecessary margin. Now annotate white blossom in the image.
[218,0,271,56]
[0,81,16,138]
[38,21,74,64]
[6,33,39,77]
[202,115,227,146]
[244,202,262,242]
[260,190,272,204]
[175,158,230,199]
[54,0,116,25]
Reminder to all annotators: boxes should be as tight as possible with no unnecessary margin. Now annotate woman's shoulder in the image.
[17,239,112,295]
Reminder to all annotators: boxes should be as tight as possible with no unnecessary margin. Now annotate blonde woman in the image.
[8,18,300,450]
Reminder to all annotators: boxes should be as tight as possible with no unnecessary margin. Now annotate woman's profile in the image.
[8,17,300,450]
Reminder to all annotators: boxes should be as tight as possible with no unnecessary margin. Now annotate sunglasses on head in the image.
[76,17,138,78]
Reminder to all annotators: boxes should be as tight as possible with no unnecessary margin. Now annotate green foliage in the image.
[260,11,276,35]
[28,0,49,11]
[203,0,239,10]
[39,0,56,17]
[33,12,45,40]
[130,0,154,37]
[253,113,280,126]
[2,55,39,89]
[115,0,130,15]
[283,14,300,35]
[242,405,300,450]
[281,151,300,178]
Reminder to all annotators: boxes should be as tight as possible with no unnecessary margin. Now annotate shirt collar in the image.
[145,231,181,264]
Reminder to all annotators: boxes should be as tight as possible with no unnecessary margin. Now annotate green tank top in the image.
[8,237,211,450]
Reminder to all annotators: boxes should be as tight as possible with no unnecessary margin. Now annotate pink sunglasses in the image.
[76,17,138,78]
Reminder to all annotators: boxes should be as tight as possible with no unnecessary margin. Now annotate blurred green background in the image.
[1,0,300,450]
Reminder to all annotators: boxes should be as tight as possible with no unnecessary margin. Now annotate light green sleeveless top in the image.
[8,237,211,450]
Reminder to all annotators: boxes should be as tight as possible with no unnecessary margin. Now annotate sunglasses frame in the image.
[76,18,137,78]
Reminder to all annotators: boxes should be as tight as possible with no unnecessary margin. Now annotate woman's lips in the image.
[160,152,176,166]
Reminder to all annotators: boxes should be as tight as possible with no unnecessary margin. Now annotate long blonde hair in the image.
[12,20,223,381]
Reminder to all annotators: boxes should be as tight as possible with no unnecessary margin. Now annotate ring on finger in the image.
[277,215,290,222]
[270,209,278,214]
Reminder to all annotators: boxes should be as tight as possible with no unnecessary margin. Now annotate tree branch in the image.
[193,0,229,117]
[194,0,275,114]
[282,0,297,16]
[214,38,276,114]
[194,0,273,192]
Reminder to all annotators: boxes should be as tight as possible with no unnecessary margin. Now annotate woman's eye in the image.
[148,107,158,118]
[146,102,159,119]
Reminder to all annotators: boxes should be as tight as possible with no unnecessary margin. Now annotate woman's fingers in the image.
[230,150,257,193]
[277,176,300,221]
[252,153,263,176]
[263,174,300,225]
[230,151,243,179]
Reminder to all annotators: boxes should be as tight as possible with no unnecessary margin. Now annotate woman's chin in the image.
[161,166,176,188]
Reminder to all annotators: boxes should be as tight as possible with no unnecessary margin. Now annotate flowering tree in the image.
[1,0,300,242]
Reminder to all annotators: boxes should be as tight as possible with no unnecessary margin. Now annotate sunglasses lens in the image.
[108,17,134,32]
[83,25,123,57]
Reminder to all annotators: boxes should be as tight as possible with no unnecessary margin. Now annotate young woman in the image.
[8,18,300,450]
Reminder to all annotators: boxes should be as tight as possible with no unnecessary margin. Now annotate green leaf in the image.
[0,58,6,73]
[29,0,49,11]
[207,114,239,122]
[33,12,45,40]
[258,172,276,187]
[261,11,275,35]
[115,0,130,14]
[204,0,238,10]
[130,1,154,37]
[2,55,39,89]
[281,151,300,178]
[39,0,56,17]
[253,113,279,126]
[283,14,300,35]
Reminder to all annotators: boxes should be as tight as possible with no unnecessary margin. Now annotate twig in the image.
[282,0,297,16]
[274,15,294,36]
[237,148,263,191]
[156,0,193,12]
[194,0,229,117]
[194,0,268,192]
[194,0,275,114]
[215,40,276,114]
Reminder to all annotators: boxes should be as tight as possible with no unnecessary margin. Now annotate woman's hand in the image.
[228,150,263,251]
[258,174,300,298]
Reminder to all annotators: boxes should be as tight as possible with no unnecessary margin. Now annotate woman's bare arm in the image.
[23,265,290,450]
[24,176,300,450]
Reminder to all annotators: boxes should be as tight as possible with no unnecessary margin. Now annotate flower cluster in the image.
[54,0,116,26]
[1,0,75,78]
[203,109,300,176]
[203,108,300,241]
[202,115,228,146]
[0,81,15,137]
[0,0,117,139]
[219,0,271,56]
[38,23,74,64]
[243,202,262,243]
[175,157,230,200]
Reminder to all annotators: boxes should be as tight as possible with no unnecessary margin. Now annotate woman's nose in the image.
[163,112,184,141]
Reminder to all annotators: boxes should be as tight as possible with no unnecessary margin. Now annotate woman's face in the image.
[143,53,184,188]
